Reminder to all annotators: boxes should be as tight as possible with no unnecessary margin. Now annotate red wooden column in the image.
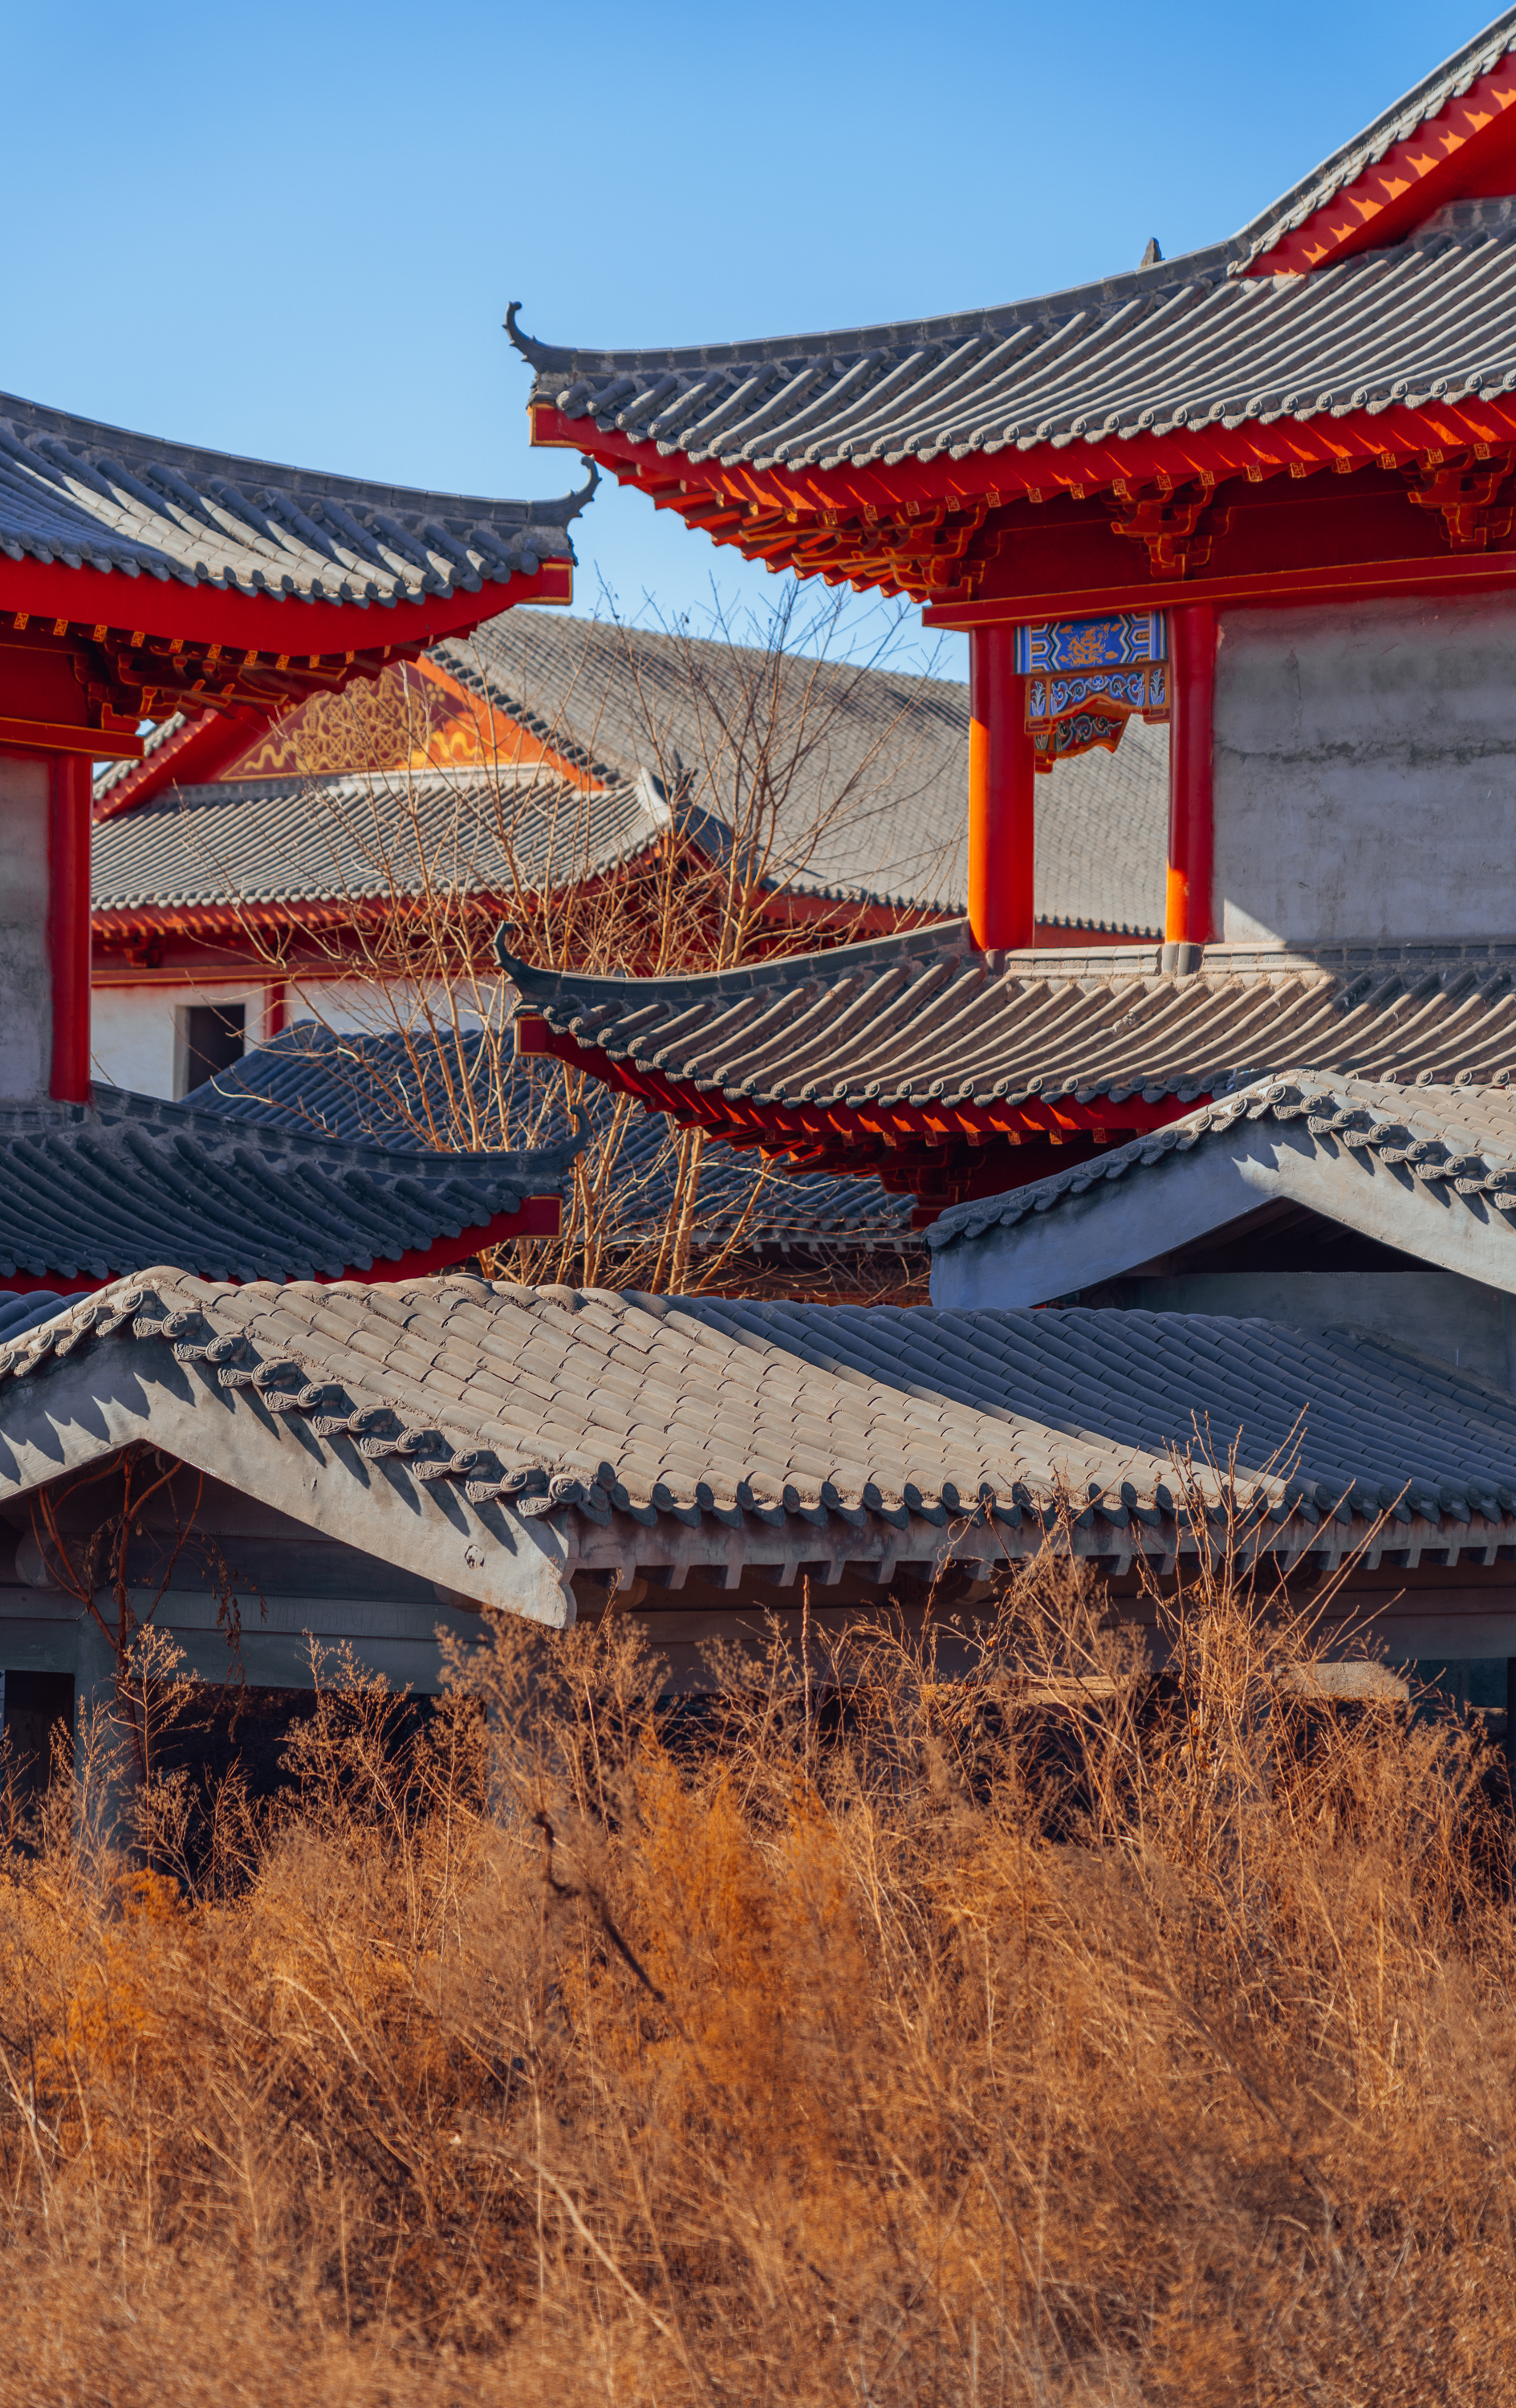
[967,624,1035,951]
[1164,603,1217,970]
[47,755,92,1101]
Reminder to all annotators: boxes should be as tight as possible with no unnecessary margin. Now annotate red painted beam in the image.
[0,558,571,661]
[967,626,1034,950]
[925,546,1516,627]
[1164,604,1216,958]
[47,756,92,1102]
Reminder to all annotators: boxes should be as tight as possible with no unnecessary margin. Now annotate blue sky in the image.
[6,2,1494,677]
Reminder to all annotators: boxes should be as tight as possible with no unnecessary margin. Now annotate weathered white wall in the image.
[91,982,279,1098]
[0,759,51,1101]
[1213,596,1516,944]
[91,974,517,1099]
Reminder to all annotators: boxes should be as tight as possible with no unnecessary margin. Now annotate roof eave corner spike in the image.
[535,458,601,531]
[492,921,534,981]
[505,301,574,372]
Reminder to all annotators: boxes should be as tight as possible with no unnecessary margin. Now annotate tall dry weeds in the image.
[0,1560,1512,2404]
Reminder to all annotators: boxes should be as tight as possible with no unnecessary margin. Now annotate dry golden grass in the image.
[0,1558,1514,2404]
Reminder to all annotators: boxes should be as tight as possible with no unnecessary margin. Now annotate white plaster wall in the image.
[0,759,51,1101]
[1213,595,1516,945]
[92,982,268,1099]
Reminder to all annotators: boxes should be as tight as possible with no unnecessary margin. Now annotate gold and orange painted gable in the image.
[217,656,596,787]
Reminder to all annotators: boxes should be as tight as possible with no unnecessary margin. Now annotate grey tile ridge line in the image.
[2,386,596,527]
[1229,9,1516,268]
[80,1086,586,1182]
[509,228,1276,381]
[923,1073,1446,1251]
[496,917,973,1004]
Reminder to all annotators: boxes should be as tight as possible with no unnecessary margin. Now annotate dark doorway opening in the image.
[181,1003,246,1096]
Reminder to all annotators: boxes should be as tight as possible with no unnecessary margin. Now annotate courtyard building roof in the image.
[0,1089,578,1288]
[926,1073,1516,1304]
[1,1272,1512,1630]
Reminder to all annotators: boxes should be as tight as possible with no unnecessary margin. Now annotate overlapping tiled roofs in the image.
[5,1272,1513,1580]
[90,608,1168,935]
[0,1090,579,1284]
[193,1028,920,1264]
[0,390,590,605]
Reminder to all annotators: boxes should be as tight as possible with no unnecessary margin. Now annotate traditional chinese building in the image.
[502,10,1516,1223]
[0,384,587,1287]
[86,606,1166,1100]
[7,30,1516,1748]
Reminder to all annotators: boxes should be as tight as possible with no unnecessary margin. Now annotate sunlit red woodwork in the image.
[1164,604,1216,959]
[967,627,1034,952]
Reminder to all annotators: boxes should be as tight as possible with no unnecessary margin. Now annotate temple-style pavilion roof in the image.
[515,198,1516,483]
[517,196,1516,484]
[927,1074,1516,1303]
[2,1274,1511,1627]
[0,389,587,608]
[0,1088,577,1288]
[506,927,1516,1212]
[189,1026,920,1271]
[513,14,1516,607]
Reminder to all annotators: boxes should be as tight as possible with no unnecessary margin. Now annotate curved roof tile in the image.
[0,390,592,606]
[0,1088,579,1283]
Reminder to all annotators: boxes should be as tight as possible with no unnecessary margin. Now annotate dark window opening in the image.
[181,1003,246,1097]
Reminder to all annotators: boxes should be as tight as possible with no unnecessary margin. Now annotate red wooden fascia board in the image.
[0,557,571,660]
[0,1198,563,1298]
[1245,58,1516,278]
[535,398,1516,545]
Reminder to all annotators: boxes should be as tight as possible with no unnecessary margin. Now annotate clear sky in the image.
[6,1,1496,677]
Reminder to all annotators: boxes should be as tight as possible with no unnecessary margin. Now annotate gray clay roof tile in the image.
[0,391,587,608]
[511,933,1516,1131]
[0,1087,578,1284]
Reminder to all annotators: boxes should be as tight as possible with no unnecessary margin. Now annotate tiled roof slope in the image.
[0,391,588,605]
[506,930,1516,1120]
[0,1090,579,1284]
[91,764,664,928]
[438,610,1165,929]
[191,1028,919,1259]
[929,1074,1516,1255]
[8,1273,1516,1568]
[516,206,1516,478]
